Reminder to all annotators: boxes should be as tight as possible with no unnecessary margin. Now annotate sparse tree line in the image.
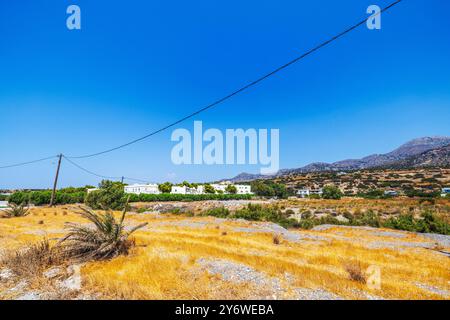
[6,179,448,209]
[6,180,252,209]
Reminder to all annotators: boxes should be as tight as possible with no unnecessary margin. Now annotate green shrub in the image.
[9,190,86,206]
[158,182,173,193]
[383,214,419,232]
[382,211,449,235]
[297,219,316,230]
[85,180,125,210]
[322,185,343,200]
[202,207,230,218]
[250,181,289,198]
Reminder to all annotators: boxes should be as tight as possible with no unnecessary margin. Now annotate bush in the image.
[158,182,173,193]
[225,185,237,194]
[382,211,449,235]
[204,184,216,194]
[60,199,147,262]
[85,180,125,210]
[202,207,230,218]
[344,261,366,283]
[322,185,343,200]
[250,181,289,198]
[9,188,87,206]
[2,203,30,218]
[0,239,64,277]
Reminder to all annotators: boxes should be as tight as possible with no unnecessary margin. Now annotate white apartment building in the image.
[297,188,323,198]
[210,183,251,194]
[170,186,186,194]
[211,184,227,193]
[124,184,160,195]
[235,184,252,194]
[170,183,251,195]
[170,185,204,195]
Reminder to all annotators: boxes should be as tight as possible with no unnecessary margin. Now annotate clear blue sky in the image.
[1,0,449,189]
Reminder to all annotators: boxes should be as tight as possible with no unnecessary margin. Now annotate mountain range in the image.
[227,136,450,182]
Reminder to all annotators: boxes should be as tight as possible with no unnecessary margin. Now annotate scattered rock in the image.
[44,267,62,279]
[416,283,449,297]
[58,265,81,291]
[419,233,450,248]
[16,292,41,300]
[293,287,343,300]
[0,268,14,281]
[7,280,28,294]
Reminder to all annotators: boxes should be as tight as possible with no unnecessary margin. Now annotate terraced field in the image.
[0,205,449,300]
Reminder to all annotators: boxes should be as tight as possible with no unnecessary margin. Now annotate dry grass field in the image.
[0,202,449,300]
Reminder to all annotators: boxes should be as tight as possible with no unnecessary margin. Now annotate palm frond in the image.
[59,204,147,262]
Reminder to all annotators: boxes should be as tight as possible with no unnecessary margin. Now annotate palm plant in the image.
[3,202,30,218]
[59,198,147,262]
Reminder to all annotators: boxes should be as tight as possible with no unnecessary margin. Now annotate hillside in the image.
[228,136,450,182]
[387,144,450,169]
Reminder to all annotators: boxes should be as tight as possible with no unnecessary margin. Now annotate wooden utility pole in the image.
[50,154,63,207]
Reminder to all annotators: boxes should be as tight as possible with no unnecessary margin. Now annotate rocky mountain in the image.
[227,136,450,182]
[387,144,450,169]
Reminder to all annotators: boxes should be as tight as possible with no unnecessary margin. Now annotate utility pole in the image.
[121,176,124,184]
[50,154,63,207]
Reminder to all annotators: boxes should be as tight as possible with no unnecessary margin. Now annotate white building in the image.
[87,188,99,194]
[124,184,160,195]
[384,190,398,197]
[170,183,251,195]
[235,184,252,194]
[170,186,186,194]
[170,185,204,195]
[211,183,227,193]
[210,183,252,194]
[297,188,323,198]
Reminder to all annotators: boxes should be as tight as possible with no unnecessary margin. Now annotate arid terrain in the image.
[1,200,449,300]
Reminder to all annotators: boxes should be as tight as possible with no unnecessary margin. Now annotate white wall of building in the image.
[171,186,187,194]
[170,183,251,195]
[124,184,160,195]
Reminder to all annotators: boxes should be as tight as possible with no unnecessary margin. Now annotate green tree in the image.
[225,185,237,194]
[322,185,343,200]
[180,181,192,188]
[158,182,173,193]
[204,184,216,194]
[85,180,126,210]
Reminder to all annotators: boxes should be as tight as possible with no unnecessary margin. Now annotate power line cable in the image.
[0,0,402,167]
[66,0,402,159]
[62,155,149,183]
[0,155,58,169]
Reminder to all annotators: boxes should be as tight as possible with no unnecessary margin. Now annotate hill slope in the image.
[228,136,450,182]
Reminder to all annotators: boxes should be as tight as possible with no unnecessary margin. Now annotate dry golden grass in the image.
[1,205,449,300]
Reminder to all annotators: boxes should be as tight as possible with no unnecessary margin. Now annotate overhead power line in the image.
[66,0,402,159]
[62,155,149,183]
[0,0,403,168]
[0,155,58,169]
